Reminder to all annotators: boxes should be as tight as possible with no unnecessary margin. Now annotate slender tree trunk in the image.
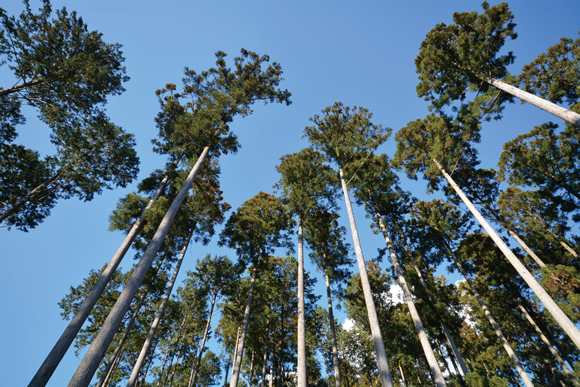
[231,326,241,381]
[505,228,547,268]
[398,362,409,387]
[448,247,534,387]
[0,78,43,96]
[376,216,446,387]
[139,335,158,387]
[96,284,152,387]
[28,161,176,387]
[324,268,342,387]
[269,345,275,387]
[434,159,580,351]
[223,353,232,387]
[167,345,184,387]
[297,218,307,387]
[402,245,469,377]
[262,329,269,387]
[156,345,172,387]
[517,302,579,386]
[0,172,60,224]
[480,75,580,128]
[339,168,394,387]
[189,299,216,387]
[68,147,210,387]
[230,263,258,387]
[443,340,460,376]
[249,350,256,386]
[127,233,192,387]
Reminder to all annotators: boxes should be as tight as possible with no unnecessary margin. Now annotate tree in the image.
[67,49,291,387]
[304,102,394,387]
[219,192,293,387]
[0,0,139,230]
[275,147,338,387]
[415,2,580,127]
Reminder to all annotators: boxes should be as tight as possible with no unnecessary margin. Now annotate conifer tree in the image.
[304,102,394,387]
[415,2,580,127]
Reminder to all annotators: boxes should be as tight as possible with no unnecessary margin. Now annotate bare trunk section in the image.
[517,302,579,386]
[403,247,469,377]
[189,299,216,387]
[448,247,534,387]
[435,159,580,351]
[480,75,580,128]
[1,172,60,224]
[223,353,232,387]
[339,168,394,387]
[398,362,409,387]
[268,343,275,387]
[505,229,547,268]
[261,328,269,387]
[127,233,192,387]
[29,160,176,387]
[68,147,210,387]
[376,216,446,387]
[324,269,341,387]
[230,263,258,387]
[297,219,307,387]
[249,350,256,386]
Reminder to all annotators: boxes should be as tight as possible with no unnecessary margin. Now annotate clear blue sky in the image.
[2,1,579,386]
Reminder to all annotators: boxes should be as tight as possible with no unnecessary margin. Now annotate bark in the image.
[297,219,307,387]
[28,162,175,387]
[261,328,269,387]
[448,247,534,387]
[230,263,258,387]
[505,228,547,268]
[231,326,241,381]
[402,245,469,377]
[167,344,184,387]
[517,302,579,387]
[189,298,216,387]
[269,345,275,387]
[376,216,446,387]
[339,168,394,387]
[249,350,256,386]
[68,146,210,387]
[223,353,232,387]
[1,172,60,224]
[127,233,192,387]
[324,268,341,387]
[434,159,580,351]
[480,75,580,128]
[0,78,43,97]
[398,362,409,387]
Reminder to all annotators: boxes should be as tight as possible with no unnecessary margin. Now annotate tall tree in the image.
[304,102,394,387]
[67,49,291,387]
[275,147,338,387]
[0,0,139,230]
[415,2,580,127]
[219,192,293,387]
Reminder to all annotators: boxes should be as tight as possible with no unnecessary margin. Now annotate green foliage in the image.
[519,33,580,105]
[415,1,516,116]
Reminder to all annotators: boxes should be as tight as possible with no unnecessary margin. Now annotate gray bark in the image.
[376,216,446,387]
[223,353,232,387]
[189,299,216,387]
[230,264,258,387]
[449,248,534,387]
[0,78,42,97]
[339,167,394,387]
[127,233,192,387]
[297,220,307,387]
[68,147,210,387]
[249,350,256,386]
[517,302,579,387]
[481,75,580,128]
[435,159,580,351]
[28,162,174,387]
[324,269,341,387]
[398,362,408,387]
[261,328,269,387]
[506,229,547,268]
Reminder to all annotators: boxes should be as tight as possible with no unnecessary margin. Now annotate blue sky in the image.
[2,1,580,386]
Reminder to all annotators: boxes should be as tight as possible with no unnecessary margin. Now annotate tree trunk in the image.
[297,218,307,387]
[480,75,580,128]
[339,167,394,387]
[189,298,216,387]
[127,233,192,387]
[448,247,534,387]
[68,146,210,387]
[231,326,241,381]
[167,344,184,387]
[269,345,275,387]
[324,268,341,387]
[28,160,176,387]
[505,228,547,268]
[434,159,580,351]
[398,362,409,387]
[249,350,256,386]
[223,352,232,387]
[517,302,579,386]
[402,245,469,377]
[230,263,258,387]
[376,216,446,387]
[261,328,269,387]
